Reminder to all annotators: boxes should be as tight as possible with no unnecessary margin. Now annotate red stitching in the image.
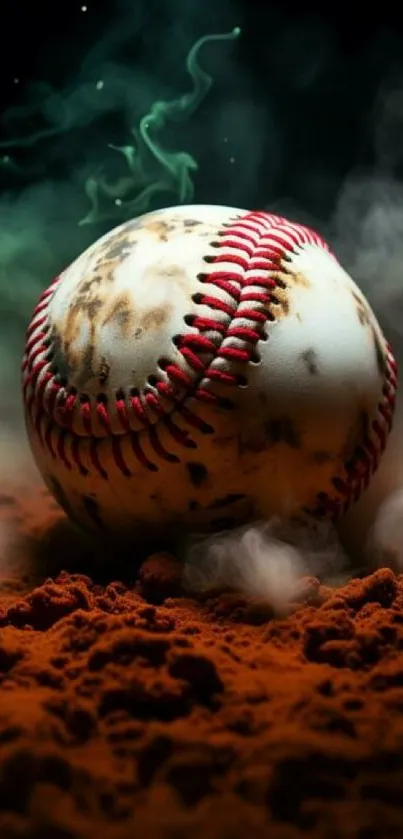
[26,315,47,341]
[195,295,235,315]
[213,254,249,269]
[57,430,71,471]
[306,344,397,519]
[219,239,255,254]
[71,438,88,476]
[112,437,132,476]
[22,212,397,519]
[144,391,165,415]
[226,326,261,341]
[96,401,112,433]
[130,393,149,425]
[115,396,131,431]
[191,316,227,333]
[81,400,93,435]
[131,435,157,472]
[203,367,239,385]
[90,441,107,479]
[176,404,214,434]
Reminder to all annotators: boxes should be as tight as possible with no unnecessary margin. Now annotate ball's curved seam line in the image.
[22,211,397,519]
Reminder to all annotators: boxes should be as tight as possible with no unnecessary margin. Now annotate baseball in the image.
[22,204,397,541]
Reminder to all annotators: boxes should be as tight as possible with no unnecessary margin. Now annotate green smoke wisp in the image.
[0,27,241,227]
[0,23,241,410]
[80,26,241,225]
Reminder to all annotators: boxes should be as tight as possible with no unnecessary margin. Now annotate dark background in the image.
[1,0,403,414]
[2,0,403,217]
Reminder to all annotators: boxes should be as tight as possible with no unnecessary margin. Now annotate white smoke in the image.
[2,17,403,608]
[184,517,348,613]
[368,487,403,570]
[330,164,403,567]
[184,97,403,607]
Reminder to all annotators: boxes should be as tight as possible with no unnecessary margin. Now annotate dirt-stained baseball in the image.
[22,204,397,541]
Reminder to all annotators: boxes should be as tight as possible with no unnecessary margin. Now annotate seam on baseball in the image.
[22,211,398,519]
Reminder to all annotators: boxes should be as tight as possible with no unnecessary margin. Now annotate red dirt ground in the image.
[0,483,403,839]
